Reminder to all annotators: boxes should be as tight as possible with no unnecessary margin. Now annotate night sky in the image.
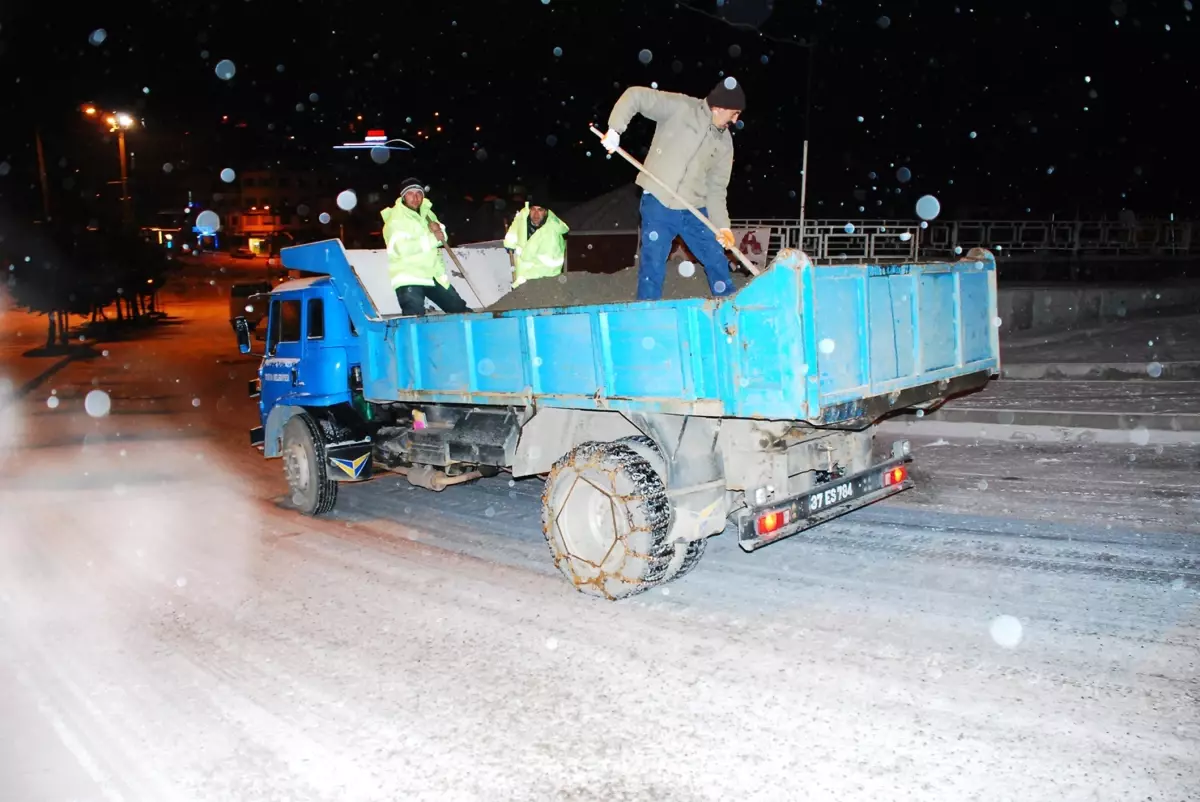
[0,0,1196,223]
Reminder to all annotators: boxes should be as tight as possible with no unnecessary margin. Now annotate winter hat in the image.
[399,177,426,196]
[706,78,746,111]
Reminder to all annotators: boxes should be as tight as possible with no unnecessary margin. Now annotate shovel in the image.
[442,242,485,307]
[589,125,760,276]
[430,221,485,306]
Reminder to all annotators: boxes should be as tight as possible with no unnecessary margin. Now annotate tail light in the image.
[883,465,907,486]
[756,508,791,536]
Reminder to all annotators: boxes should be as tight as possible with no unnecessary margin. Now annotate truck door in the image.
[261,295,304,411]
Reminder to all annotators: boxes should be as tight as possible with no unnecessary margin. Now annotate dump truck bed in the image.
[280,241,999,424]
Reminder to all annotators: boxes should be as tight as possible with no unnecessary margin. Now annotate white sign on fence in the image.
[664,227,773,273]
[729,227,772,271]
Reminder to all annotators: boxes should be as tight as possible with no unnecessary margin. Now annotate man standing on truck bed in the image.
[381,178,471,316]
[600,78,746,301]
[503,199,570,288]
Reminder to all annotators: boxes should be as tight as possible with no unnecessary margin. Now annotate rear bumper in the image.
[736,454,914,552]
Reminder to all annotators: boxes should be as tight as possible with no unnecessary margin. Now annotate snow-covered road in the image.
[1,262,1197,801]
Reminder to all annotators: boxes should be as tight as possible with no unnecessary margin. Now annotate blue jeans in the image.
[395,283,469,316]
[637,192,735,301]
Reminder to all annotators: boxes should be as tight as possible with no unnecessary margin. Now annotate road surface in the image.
[1,259,1197,802]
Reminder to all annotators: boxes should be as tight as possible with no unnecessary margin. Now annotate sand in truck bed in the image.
[483,259,754,312]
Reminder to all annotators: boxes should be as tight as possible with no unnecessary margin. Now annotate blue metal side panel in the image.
[797,260,822,418]
[680,306,716,400]
[375,278,830,417]
[917,272,958,372]
[958,271,993,363]
[607,306,689,399]
[813,258,1000,408]
[280,240,997,423]
[866,275,916,382]
[717,260,807,419]
[413,318,470,392]
[813,267,869,399]
[470,317,525,394]
[530,313,599,396]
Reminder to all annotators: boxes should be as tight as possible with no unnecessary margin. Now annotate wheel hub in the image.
[283,441,310,493]
[555,473,622,567]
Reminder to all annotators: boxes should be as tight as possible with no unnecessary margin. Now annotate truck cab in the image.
[237,277,375,507]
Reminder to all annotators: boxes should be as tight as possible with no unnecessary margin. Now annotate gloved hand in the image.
[600,129,621,153]
[430,220,447,244]
[716,227,735,249]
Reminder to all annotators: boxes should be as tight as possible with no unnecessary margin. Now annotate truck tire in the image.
[660,535,708,582]
[617,434,710,583]
[282,414,338,516]
[541,441,673,600]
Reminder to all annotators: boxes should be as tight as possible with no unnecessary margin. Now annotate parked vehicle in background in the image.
[229,282,272,333]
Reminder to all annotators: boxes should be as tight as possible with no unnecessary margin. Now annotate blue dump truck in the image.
[233,241,1000,600]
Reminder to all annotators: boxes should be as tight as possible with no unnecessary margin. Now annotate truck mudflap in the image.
[325,440,375,482]
[737,452,914,552]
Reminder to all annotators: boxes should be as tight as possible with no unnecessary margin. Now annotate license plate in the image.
[806,479,856,513]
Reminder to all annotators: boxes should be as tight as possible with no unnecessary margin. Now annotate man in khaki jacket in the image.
[601,78,745,300]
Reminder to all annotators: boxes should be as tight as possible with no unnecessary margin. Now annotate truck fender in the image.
[512,408,642,477]
[263,404,307,458]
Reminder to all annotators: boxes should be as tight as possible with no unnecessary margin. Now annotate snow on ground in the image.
[1,260,1197,801]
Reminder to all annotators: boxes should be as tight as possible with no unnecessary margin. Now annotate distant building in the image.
[184,169,341,254]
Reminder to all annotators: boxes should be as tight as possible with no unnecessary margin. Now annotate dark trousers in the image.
[395,283,470,317]
[637,191,736,301]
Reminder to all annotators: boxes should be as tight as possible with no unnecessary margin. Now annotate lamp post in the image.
[82,104,137,224]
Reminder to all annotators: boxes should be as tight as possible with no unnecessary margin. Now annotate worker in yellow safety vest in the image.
[381,177,471,316]
[503,200,569,288]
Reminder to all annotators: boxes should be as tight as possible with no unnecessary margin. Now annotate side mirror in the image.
[234,316,252,354]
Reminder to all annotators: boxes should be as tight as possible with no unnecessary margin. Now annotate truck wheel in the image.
[617,434,710,582]
[541,441,673,600]
[665,536,708,581]
[282,414,338,516]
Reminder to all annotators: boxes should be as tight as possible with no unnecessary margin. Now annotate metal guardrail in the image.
[731,218,1196,263]
[732,220,924,263]
[925,219,1193,256]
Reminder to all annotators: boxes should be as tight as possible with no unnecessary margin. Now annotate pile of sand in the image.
[484,259,753,312]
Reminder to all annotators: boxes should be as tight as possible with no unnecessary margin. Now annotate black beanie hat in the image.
[399,177,426,196]
[706,78,746,111]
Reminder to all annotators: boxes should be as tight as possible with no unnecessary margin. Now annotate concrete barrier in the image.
[997,283,1200,335]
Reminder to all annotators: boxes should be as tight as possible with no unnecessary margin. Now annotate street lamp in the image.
[81,103,137,224]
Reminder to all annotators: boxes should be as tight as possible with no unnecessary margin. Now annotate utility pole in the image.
[798,141,810,253]
[34,128,51,222]
[117,127,132,224]
[799,40,817,253]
